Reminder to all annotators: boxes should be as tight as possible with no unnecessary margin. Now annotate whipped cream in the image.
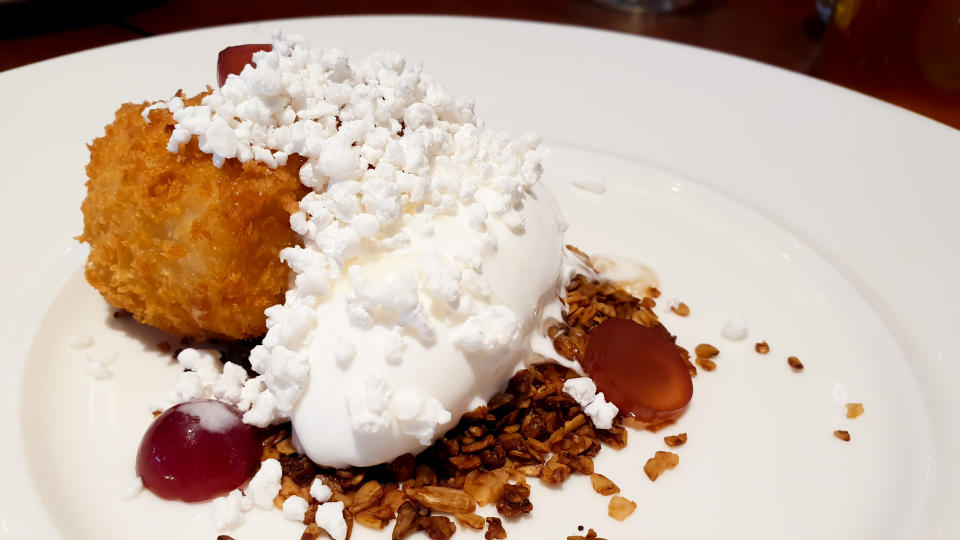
[155,33,576,467]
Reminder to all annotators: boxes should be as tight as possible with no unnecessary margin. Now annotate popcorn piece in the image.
[584,392,618,430]
[315,501,348,540]
[562,377,597,405]
[720,315,749,341]
[310,478,333,503]
[282,495,309,522]
[211,489,245,530]
[564,378,618,430]
[246,459,282,509]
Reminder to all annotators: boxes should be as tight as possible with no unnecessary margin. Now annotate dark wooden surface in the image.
[1,0,957,128]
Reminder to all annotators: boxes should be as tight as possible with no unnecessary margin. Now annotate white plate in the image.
[1,16,957,540]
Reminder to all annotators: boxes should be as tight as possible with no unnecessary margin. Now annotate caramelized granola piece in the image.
[589,473,620,496]
[846,403,865,419]
[787,356,804,371]
[608,496,637,521]
[419,516,456,540]
[694,343,719,358]
[695,357,717,371]
[663,433,687,447]
[455,513,485,530]
[643,451,680,481]
[834,430,851,442]
[496,483,532,518]
[484,517,508,540]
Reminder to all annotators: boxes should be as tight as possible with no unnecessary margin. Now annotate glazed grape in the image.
[581,318,693,423]
[217,44,272,86]
[136,400,262,502]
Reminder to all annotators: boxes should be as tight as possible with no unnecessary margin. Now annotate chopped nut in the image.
[516,465,542,476]
[834,430,851,442]
[670,301,690,316]
[496,483,532,517]
[589,473,620,495]
[540,454,572,484]
[846,403,865,419]
[456,513,485,530]
[354,509,390,530]
[787,356,804,371]
[608,496,637,521]
[463,469,507,506]
[276,437,297,456]
[449,454,481,471]
[485,517,508,540]
[643,451,679,481]
[419,516,456,540]
[391,501,424,540]
[595,426,627,449]
[278,454,317,487]
[663,433,687,447]
[350,480,384,514]
[695,357,716,371]
[694,343,719,358]
[755,341,770,354]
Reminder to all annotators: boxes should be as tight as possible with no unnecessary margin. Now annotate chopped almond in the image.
[670,302,690,316]
[589,473,620,496]
[846,403,864,419]
[834,430,851,442]
[456,513,486,530]
[755,341,770,354]
[787,356,804,371]
[663,433,687,447]
[485,517,508,539]
[608,496,637,521]
[695,357,716,371]
[694,343,719,358]
[643,451,680,481]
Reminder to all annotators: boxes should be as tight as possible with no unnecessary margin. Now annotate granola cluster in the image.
[240,271,688,540]
[258,360,631,540]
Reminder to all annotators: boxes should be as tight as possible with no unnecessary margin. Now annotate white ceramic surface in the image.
[0,16,957,540]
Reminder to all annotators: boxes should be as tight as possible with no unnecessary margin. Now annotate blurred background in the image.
[1,0,958,128]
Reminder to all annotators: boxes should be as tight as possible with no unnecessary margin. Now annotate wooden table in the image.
[1,0,957,128]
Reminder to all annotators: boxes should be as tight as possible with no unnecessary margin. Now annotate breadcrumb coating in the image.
[78,96,308,340]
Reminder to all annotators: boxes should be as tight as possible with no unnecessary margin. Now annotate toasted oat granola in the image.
[250,271,692,539]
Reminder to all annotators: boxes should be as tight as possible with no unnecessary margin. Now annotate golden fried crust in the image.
[78,100,309,340]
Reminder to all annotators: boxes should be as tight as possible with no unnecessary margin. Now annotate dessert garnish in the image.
[77,31,713,538]
[579,318,693,424]
[136,400,261,502]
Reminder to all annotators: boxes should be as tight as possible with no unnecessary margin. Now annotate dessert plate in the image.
[1,15,957,540]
